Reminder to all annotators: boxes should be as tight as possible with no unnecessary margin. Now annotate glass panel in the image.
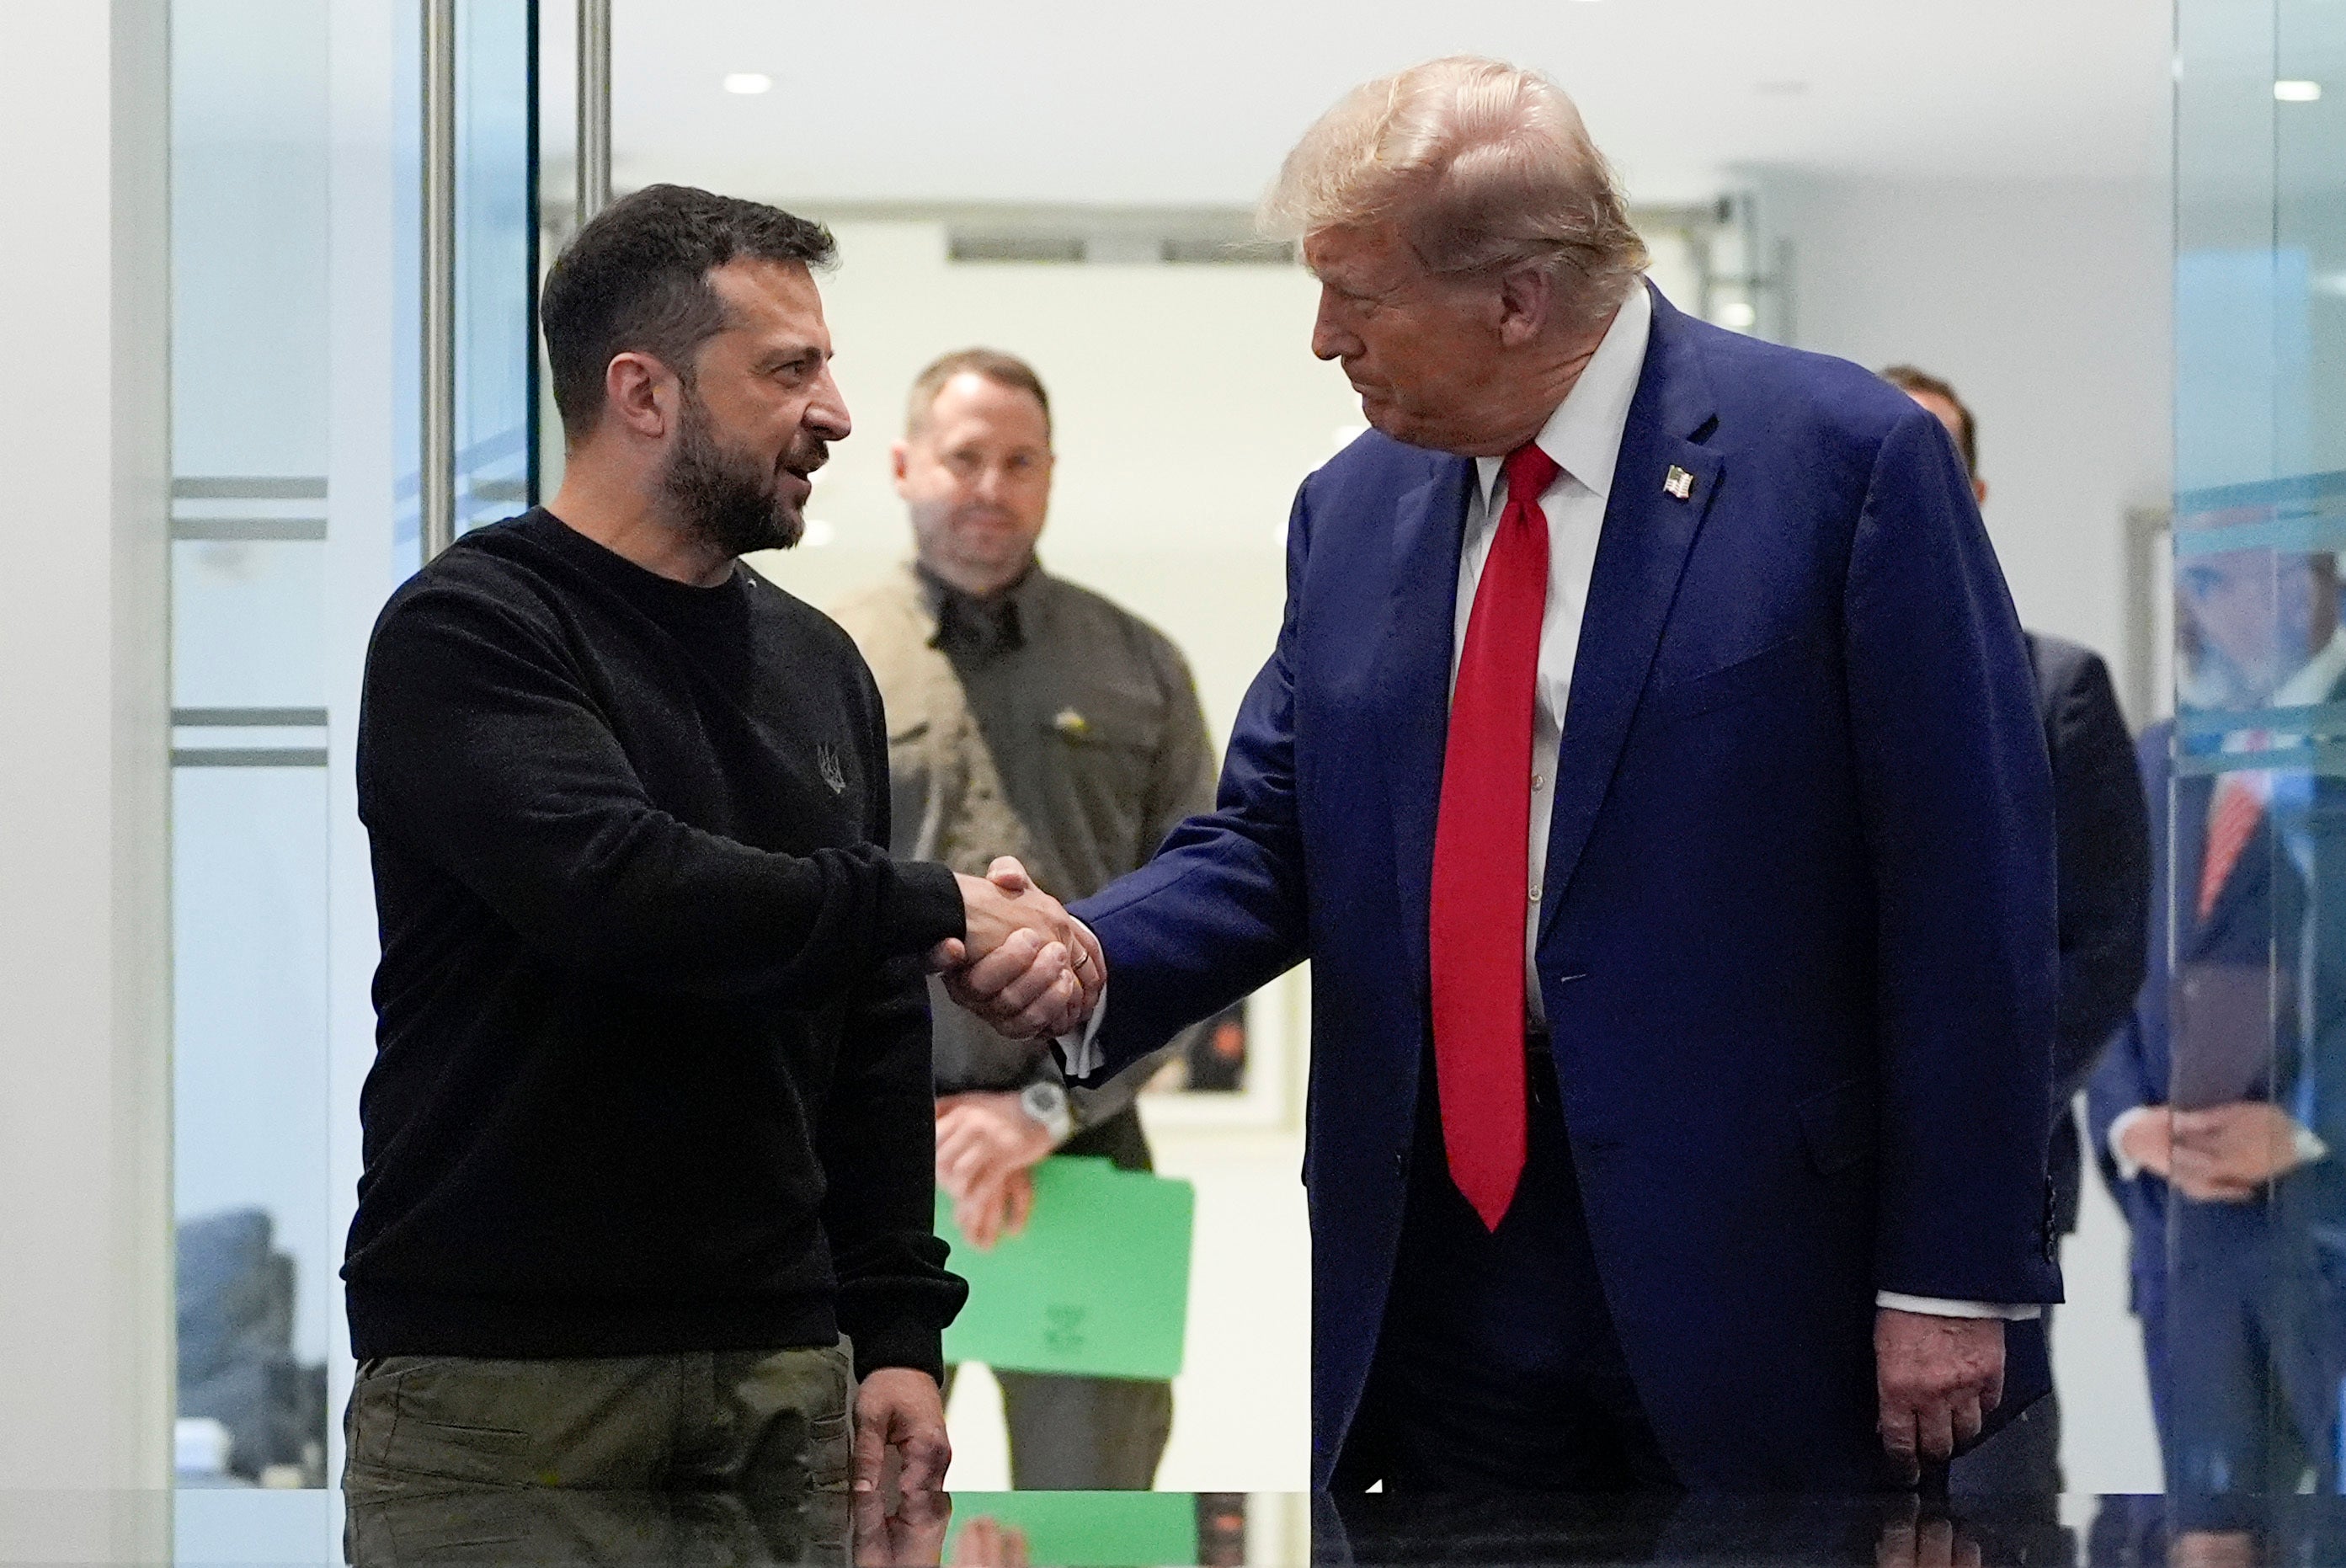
[171,0,536,1491]
[169,0,335,1490]
[2163,0,2346,1523]
[456,0,538,531]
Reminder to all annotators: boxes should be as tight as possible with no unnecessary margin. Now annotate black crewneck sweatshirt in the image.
[345,509,968,1379]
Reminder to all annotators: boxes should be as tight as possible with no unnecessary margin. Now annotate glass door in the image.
[168,0,537,1491]
[2158,0,2346,1526]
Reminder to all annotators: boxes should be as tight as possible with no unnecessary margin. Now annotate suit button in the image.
[1393,1151,1407,1176]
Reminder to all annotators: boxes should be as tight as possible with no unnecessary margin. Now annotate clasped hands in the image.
[2118,1101,2309,1202]
[927,856,1104,1041]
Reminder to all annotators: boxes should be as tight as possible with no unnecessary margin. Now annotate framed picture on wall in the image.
[1134,969,1304,1130]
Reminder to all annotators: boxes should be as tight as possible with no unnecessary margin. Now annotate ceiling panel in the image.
[548,0,2173,209]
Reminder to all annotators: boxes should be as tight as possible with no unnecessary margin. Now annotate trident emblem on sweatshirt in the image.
[817,744,847,796]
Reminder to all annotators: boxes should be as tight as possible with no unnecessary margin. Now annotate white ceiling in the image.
[563,0,2174,211]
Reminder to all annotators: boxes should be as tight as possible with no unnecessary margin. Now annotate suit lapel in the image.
[1384,456,1477,992]
[1538,291,1724,941]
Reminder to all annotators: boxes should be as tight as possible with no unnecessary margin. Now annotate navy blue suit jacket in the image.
[1071,288,2062,1489]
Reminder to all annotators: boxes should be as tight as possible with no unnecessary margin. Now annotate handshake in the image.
[926,856,1104,1041]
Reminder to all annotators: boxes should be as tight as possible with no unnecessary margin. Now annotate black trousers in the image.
[1335,1043,1678,1493]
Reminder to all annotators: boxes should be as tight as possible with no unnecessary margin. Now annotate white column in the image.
[0,0,175,1522]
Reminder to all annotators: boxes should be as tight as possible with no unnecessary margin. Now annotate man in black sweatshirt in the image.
[342,184,1096,1500]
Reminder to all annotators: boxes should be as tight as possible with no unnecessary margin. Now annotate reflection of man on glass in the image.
[2090,547,2346,1517]
[832,349,1218,1489]
[1882,366,2152,1495]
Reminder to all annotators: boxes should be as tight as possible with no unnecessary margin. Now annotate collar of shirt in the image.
[2269,621,2346,711]
[1471,280,1653,514]
[916,559,1042,659]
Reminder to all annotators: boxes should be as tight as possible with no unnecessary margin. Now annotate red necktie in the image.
[1430,441,1560,1231]
[2198,769,2265,921]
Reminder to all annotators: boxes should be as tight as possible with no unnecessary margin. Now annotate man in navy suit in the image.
[956,56,2062,1491]
[2089,546,2346,1526]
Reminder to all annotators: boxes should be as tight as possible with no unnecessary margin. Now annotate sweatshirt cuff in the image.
[883,860,966,958]
[841,1314,946,1387]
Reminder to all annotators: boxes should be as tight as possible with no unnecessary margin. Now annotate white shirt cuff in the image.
[2295,1123,2329,1166]
[1056,986,1106,1080]
[2107,1106,2155,1181]
[1875,1292,2043,1320]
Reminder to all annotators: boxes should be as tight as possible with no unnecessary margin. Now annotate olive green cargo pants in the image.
[341,1343,855,1496]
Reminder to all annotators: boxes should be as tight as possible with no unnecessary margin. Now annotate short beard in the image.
[660,383,804,558]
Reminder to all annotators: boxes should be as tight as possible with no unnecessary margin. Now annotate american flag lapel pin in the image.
[1663,466,1695,501]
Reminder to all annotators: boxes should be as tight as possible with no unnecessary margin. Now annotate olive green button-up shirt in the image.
[830,563,1218,1121]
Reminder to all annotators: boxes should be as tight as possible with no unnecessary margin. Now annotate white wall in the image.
[0,0,174,1528]
[1755,172,2173,1492]
[1752,173,2174,721]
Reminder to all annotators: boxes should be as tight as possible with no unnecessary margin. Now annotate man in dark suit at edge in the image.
[957,57,2064,1491]
[1883,365,2152,1495]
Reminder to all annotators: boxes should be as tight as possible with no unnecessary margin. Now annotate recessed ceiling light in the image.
[1755,80,1810,97]
[723,72,773,95]
[2275,79,2322,102]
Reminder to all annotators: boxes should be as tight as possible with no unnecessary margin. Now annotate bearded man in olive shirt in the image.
[344,189,1096,1500]
[832,349,1218,1490]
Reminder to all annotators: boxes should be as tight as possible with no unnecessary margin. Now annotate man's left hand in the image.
[1874,1309,2004,1485]
[853,1367,951,1494]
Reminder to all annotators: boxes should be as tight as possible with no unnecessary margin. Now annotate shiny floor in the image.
[3,1488,2344,1566]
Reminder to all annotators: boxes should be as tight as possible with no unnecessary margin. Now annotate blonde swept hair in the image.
[1261,57,1649,328]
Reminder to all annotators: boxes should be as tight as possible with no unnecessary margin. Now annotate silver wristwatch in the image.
[1018,1079,1074,1145]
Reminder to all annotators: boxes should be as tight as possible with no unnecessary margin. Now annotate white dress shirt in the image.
[1073,280,2032,1319]
[1455,280,1649,1026]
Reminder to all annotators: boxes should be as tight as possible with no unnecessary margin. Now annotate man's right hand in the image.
[2118,1107,2175,1181]
[931,857,1104,1038]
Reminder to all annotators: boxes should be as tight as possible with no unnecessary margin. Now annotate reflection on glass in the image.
[163,1487,2346,1568]
[170,0,336,1490]
[169,0,536,1489]
[2093,0,2346,1543]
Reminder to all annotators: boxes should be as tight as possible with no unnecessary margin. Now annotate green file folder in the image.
[937,1156,1194,1381]
[942,1491,1199,1567]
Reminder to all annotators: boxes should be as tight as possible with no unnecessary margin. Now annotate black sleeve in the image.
[2047,650,2152,1098]
[824,680,968,1383]
[357,584,966,1003]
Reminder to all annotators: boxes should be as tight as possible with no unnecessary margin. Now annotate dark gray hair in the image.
[540,184,836,439]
